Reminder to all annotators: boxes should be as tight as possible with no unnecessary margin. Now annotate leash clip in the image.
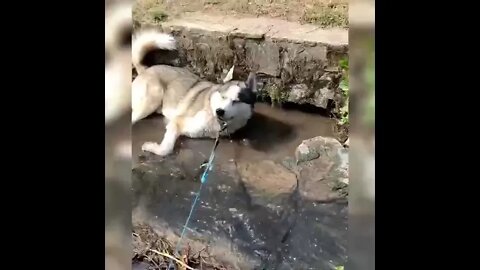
[219,120,228,133]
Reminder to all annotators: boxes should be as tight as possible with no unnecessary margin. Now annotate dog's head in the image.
[210,72,257,122]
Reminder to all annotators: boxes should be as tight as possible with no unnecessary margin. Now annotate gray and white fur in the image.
[132,29,257,156]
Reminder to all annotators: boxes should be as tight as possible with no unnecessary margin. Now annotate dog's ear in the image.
[245,72,257,92]
[222,65,235,83]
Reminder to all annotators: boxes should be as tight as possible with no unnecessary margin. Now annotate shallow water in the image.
[132,103,347,269]
[133,103,335,163]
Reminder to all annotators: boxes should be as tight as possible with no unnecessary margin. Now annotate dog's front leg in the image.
[142,121,180,156]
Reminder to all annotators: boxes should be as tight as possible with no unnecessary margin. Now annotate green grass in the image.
[259,83,289,106]
[302,2,348,28]
[149,7,168,22]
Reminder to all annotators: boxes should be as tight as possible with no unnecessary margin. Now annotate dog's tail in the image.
[132,29,176,74]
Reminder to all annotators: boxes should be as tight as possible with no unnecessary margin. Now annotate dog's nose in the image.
[216,109,225,117]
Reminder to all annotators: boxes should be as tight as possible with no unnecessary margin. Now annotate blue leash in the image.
[174,138,219,252]
[169,122,227,269]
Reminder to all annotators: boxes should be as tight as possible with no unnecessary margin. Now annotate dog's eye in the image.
[232,100,239,104]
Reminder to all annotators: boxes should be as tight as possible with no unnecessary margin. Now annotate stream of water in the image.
[132,103,348,269]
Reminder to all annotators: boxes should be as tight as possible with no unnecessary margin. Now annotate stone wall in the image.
[137,14,349,110]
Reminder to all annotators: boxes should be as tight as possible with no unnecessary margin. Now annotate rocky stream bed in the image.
[132,104,348,270]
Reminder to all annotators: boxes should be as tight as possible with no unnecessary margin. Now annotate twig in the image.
[305,26,321,33]
[145,255,160,269]
[148,249,196,270]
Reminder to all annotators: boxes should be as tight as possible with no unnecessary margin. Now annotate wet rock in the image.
[287,84,311,104]
[236,160,297,208]
[336,148,349,186]
[281,156,297,172]
[295,139,320,164]
[297,158,338,201]
[295,136,343,164]
[293,136,349,201]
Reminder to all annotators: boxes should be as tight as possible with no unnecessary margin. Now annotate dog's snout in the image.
[216,109,225,117]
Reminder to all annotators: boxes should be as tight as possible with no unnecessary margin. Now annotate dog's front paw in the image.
[141,141,173,156]
[141,141,160,153]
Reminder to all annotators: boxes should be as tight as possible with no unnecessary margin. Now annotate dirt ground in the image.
[133,0,348,28]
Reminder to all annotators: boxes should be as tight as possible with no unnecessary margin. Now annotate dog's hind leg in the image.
[132,104,159,124]
[142,119,180,156]
[131,78,164,124]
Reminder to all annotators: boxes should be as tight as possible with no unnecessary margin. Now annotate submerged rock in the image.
[235,136,349,204]
[236,160,297,209]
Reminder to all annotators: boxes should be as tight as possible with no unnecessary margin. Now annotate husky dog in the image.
[132,29,257,156]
